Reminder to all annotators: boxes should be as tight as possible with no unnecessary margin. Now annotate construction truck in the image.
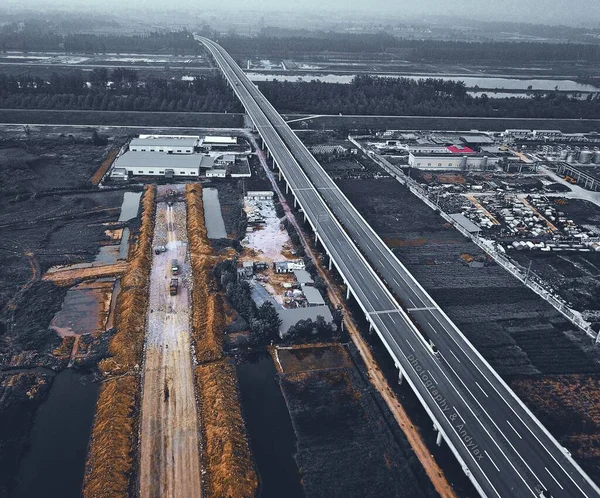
[171,259,180,275]
[169,278,179,296]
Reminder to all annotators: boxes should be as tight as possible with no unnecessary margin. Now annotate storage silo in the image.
[580,150,593,164]
[593,151,600,164]
[559,149,568,160]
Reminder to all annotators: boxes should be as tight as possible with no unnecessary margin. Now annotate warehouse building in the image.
[110,151,204,179]
[129,136,198,154]
[409,151,500,171]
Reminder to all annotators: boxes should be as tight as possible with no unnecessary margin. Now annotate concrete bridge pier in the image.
[397,365,404,385]
[434,424,443,446]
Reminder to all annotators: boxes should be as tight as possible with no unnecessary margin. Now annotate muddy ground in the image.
[0,133,134,495]
[276,344,437,498]
[335,176,600,476]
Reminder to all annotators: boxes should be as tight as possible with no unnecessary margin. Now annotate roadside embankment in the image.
[185,184,223,361]
[82,185,156,498]
[186,183,258,497]
[90,148,119,186]
[195,360,258,497]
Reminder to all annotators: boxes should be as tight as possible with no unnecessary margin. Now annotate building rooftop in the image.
[293,269,314,285]
[277,305,333,337]
[202,136,237,145]
[302,286,325,306]
[130,137,198,148]
[446,145,475,154]
[449,213,481,233]
[113,152,201,169]
[199,155,216,169]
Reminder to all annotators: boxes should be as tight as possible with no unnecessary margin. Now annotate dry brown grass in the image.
[511,374,600,460]
[90,148,119,186]
[185,184,223,362]
[195,360,258,498]
[99,185,156,375]
[52,336,76,360]
[83,185,156,498]
[82,376,140,498]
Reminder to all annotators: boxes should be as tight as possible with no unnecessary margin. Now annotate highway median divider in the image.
[83,184,156,498]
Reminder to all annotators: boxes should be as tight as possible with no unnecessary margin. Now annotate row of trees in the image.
[257,76,600,119]
[218,32,600,62]
[0,70,242,113]
[0,25,199,54]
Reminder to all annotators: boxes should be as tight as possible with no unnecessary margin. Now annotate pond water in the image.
[11,370,99,498]
[118,191,142,222]
[235,352,304,498]
[202,188,228,239]
[246,72,599,92]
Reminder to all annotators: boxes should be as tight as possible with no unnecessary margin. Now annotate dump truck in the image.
[171,259,180,275]
[169,278,178,296]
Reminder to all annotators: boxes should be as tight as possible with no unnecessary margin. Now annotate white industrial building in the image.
[408,152,500,171]
[110,151,204,179]
[205,168,227,178]
[200,136,238,149]
[129,136,198,154]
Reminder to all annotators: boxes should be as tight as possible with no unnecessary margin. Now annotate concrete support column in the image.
[278,170,282,181]
[398,368,403,385]
[346,286,351,300]
[436,430,443,446]
[285,182,289,194]
[294,196,297,208]
[328,257,332,271]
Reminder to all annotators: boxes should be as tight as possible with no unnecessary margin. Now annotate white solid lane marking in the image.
[475,382,489,398]
[427,370,438,384]
[546,467,564,490]
[449,349,461,363]
[405,339,415,352]
[486,451,501,472]
[427,322,437,333]
[453,406,465,423]
[507,420,522,439]
[409,299,417,307]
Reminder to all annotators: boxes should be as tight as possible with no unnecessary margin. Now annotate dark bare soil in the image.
[278,345,437,498]
[0,136,130,495]
[336,178,600,378]
[334,176,600,476]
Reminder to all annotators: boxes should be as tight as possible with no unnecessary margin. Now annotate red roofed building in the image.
[446,145,475,154]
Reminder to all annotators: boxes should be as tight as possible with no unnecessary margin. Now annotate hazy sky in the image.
[5,0,600,27]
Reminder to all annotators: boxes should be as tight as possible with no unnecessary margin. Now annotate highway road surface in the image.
[198,36,600,498]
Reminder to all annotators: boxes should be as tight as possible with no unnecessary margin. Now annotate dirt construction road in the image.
[138,187,202,498]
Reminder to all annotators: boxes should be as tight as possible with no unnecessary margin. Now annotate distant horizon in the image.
[1,1,600,29]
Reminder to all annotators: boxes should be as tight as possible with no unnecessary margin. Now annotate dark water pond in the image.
[236,352,304,498]
[11,370,99,498]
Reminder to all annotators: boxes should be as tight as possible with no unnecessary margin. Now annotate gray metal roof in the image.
[130,137,197,148]
[293,269,314,284]
[449,213,481,233]
[302,286,325,305]
[277,305,333,337]
[113,152,201,169]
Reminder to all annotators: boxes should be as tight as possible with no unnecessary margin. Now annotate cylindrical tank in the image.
[567,153,575,163]
[593,151,600,164]
[580,150,593,164]
[559,150,568,160]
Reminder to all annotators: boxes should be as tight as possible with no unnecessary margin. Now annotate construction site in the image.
[3,115,600,498]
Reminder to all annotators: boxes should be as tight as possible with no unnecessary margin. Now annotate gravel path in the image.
[138,187,202,498]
